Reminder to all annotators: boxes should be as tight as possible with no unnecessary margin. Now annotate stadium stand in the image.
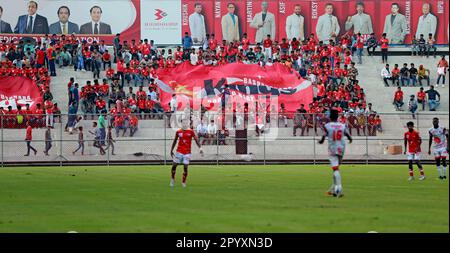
[0,30,448,165]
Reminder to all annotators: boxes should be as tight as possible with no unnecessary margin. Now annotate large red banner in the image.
[0,77,43,111]
[154,62,313,113]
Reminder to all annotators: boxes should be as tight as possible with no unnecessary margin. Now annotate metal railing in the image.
[0,111,448,166]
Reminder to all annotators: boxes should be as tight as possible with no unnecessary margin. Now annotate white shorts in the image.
[329,145,345,157]
[407,152,421,161]
[329,155,341,168]
[173,152,192,165]
[434,147,448,158]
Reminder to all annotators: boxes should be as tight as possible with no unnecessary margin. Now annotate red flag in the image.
[0,76,43,110]
[155,62,313,113]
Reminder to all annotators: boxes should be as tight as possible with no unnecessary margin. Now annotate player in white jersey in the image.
[428,118,448,180]
[319,109,352,198]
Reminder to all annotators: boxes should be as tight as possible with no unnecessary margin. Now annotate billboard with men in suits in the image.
[0,0,448,45]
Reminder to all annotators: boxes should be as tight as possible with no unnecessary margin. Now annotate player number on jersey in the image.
[333,130,343,141]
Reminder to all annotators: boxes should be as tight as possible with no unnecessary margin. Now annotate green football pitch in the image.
[0,165,448,233]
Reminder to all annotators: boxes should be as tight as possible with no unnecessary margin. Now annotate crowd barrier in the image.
[0,112,448,166]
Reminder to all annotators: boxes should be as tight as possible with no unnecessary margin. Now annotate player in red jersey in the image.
[170,120,204,187]
[404,121,425,181]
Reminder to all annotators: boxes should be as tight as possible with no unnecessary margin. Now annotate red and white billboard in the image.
[0,0,448,45]
[0,0,140,44]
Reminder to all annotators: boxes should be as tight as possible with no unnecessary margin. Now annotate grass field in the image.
[0,165,448,233]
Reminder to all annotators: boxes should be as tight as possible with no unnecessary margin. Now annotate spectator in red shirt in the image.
[106,66,115,80]
[436,55,448,87]
[102,49,112,70]
[241,33,250,54]
[99,79,110,98]
[393,86,404,111]
[24,121,37,156]
[263,35,273,59]
[34,103,44,127]
[355,33,364,64]
[417,87,426,111]
[114,114,125,137]
[116,57,125,86]
[95,97,107,115]
[44,99,54,127]
[208,33,218,50]
[35,48,46,68]
[82,46,92,71]
[129,114,139,137]
[291,37,300,51]
[367,113,377,136]
[347,110,360,136]
[391,64,400,86]
[374,115,382,133]
[53,103,61,123]
[142,39,151,57]
[280,38,289,55]
[379,33,389,64]
[24,103,33,126]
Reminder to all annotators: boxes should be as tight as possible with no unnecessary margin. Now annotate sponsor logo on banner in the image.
[215,1,221,18]
[405,1,411,33]
[182,4,189,25]
[279,1,286,15]
[141,0,182,44]
[246,1,253,23]
[155,9,168,20]
[311,2,318,19]
[0,35,101,44]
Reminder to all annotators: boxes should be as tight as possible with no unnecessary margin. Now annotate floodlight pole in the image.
[60,120,63,167]
[1,116,3,167]
[164,114,167,166]
[107,113,110,167]
[313,136,316,165]
[365,118,369,165]
[216,132,219,166]
[263,132,266,166]
[313,114,316,165]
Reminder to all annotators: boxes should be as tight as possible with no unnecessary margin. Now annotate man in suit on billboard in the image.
[250,1,276,44]
[415,3,437,40]
[14,1,49,34]
[345,2,373,35]
[49,6,79,35]
[316,3,340,44]
[189,3,207,45]
[383,3,407,44]
[80,6,112,35]
[221,3,240,43]
[0,6,13,33]
[285,4,305,41]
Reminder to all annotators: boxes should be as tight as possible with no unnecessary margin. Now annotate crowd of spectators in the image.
[381,56,448,88]
[393,85,441,117]
[2,27,448,140]
[102,31,385,137]
[2,29,385,138]
[410,33,438,58]
[0,39,60,129]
